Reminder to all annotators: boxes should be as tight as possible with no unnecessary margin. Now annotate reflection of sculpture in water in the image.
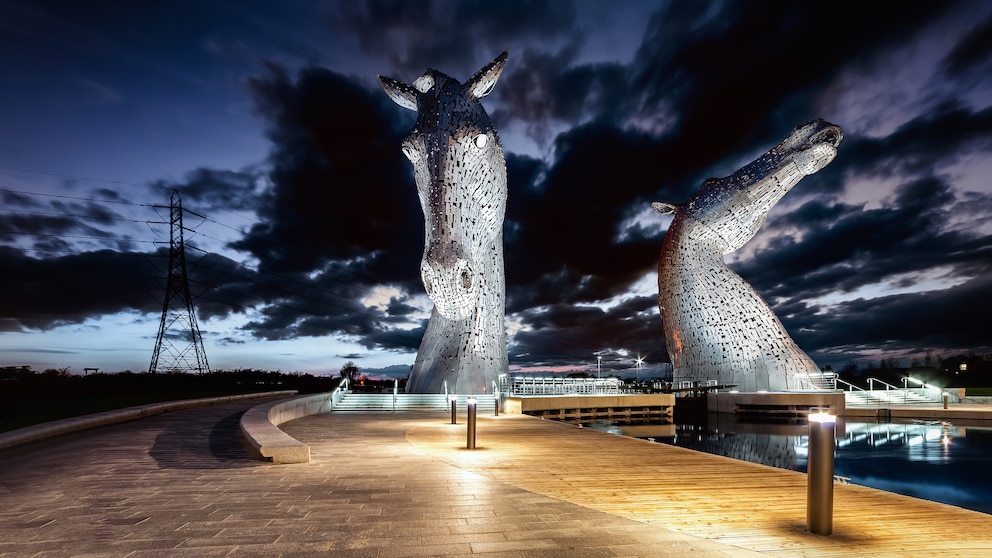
[676,427,799,470]
[653,119,843,391]
[379,52,509,394]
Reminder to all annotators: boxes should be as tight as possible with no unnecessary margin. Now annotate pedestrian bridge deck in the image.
[380,411,992,557]
[3,398,992,556]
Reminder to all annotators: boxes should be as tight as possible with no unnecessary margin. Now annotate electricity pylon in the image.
[149,190,210,374]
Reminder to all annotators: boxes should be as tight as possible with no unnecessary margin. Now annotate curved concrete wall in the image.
[0,390,298,451]
[239,392,336,464]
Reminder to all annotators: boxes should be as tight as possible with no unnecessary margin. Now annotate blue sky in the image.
[1,1,991,378]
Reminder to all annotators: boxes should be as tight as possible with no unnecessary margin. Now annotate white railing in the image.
[835,377,866,393]
[331,377,349,408]
[867,377,913,404]
[839,377,943,406]
[507,376,621,396]
[792,372,838,391]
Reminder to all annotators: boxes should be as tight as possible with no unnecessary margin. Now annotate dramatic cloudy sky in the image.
[2,0,991,378]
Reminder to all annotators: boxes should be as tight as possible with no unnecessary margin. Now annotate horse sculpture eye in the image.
[474,134,488,149]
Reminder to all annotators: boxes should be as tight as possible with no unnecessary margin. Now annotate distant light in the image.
[809,412,836,424]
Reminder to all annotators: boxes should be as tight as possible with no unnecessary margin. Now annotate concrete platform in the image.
[707,391,845,415]
[504,394,674,420]
[2,398,992,556]
[843,403,992,422]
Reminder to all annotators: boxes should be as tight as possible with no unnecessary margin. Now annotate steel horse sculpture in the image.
[652,119,843,391]
[379,52,510,394]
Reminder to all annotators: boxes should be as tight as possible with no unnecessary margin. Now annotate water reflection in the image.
[572,414,992,515]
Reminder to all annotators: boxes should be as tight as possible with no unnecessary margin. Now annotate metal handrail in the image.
[793,375,823,391]
[867,377,917,404]
[331,377,349,408]
[792,372,839,391]
[834,377,866,392]
[835,377,888,407]
[867,377,903,392]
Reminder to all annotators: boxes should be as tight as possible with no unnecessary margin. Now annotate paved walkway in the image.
[3,399,992,557]
[0,398,754,557]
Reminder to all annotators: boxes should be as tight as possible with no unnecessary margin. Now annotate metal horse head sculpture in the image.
[379,52,510,394]
[652,119,843,392]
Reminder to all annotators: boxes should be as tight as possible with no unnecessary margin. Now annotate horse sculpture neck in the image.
[653,119,842,392]
[380,52,510,394]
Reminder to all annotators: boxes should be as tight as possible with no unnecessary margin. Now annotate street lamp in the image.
[635,355,645,382]
[597,355,602,379]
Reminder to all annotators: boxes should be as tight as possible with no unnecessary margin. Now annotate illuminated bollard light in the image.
[943,392,949,410]
[467,397,478,449]
[807,412,836,535]
[450,395,457,425]
[494,393,500,416]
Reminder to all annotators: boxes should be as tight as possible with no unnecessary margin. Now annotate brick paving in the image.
[0,399,755,557]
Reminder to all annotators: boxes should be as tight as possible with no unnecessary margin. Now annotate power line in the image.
[0,230,159,244]
[0,166,149,188]
[0,206,161,225]
[0,187,164,208]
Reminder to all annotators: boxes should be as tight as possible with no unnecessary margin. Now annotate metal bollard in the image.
[943,392,949,410]
[807,412,836,535]
[450,395,457,425]
[467,397,478,449]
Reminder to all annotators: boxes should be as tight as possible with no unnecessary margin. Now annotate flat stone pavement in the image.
[4,399,992,557]
[0,398,756,557]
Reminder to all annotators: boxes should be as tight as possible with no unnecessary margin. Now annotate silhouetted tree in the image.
[339,361,360,381]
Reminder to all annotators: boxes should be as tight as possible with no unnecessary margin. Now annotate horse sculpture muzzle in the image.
[420,243,474,320]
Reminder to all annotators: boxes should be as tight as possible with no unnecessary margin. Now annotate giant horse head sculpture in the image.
[379,52,509,394]
[652,119,843,391]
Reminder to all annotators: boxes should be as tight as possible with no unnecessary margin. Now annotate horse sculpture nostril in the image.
[460,269,472,290]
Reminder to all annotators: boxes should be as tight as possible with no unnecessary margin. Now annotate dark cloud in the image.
[492,47,630,142]
[326,0,579,76]
[941,14,992,82]
[835,102,992,182]
[0,247,163,331]
[797,272,992,360]
[504,123,689,308]
[232,63,422,282]
[631,0,955,169]
[509,295,663,367]
[157,168,265,212]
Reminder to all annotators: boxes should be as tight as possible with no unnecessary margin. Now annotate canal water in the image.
[574,415,992,515]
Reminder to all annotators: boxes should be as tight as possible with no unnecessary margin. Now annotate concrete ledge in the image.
[504,394,675,415]
[239,392,333,464]
[707,390,845,414]
[843,405,992,421]
[0,390,298,451]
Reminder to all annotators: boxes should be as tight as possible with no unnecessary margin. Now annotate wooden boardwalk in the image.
[402,413,992,557]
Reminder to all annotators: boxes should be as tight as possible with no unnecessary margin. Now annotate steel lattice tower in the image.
[149,190,210,374]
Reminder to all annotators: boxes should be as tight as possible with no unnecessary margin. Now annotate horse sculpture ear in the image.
[378,75,419,111]
[651,201,680,216]
[464,50,508,99]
